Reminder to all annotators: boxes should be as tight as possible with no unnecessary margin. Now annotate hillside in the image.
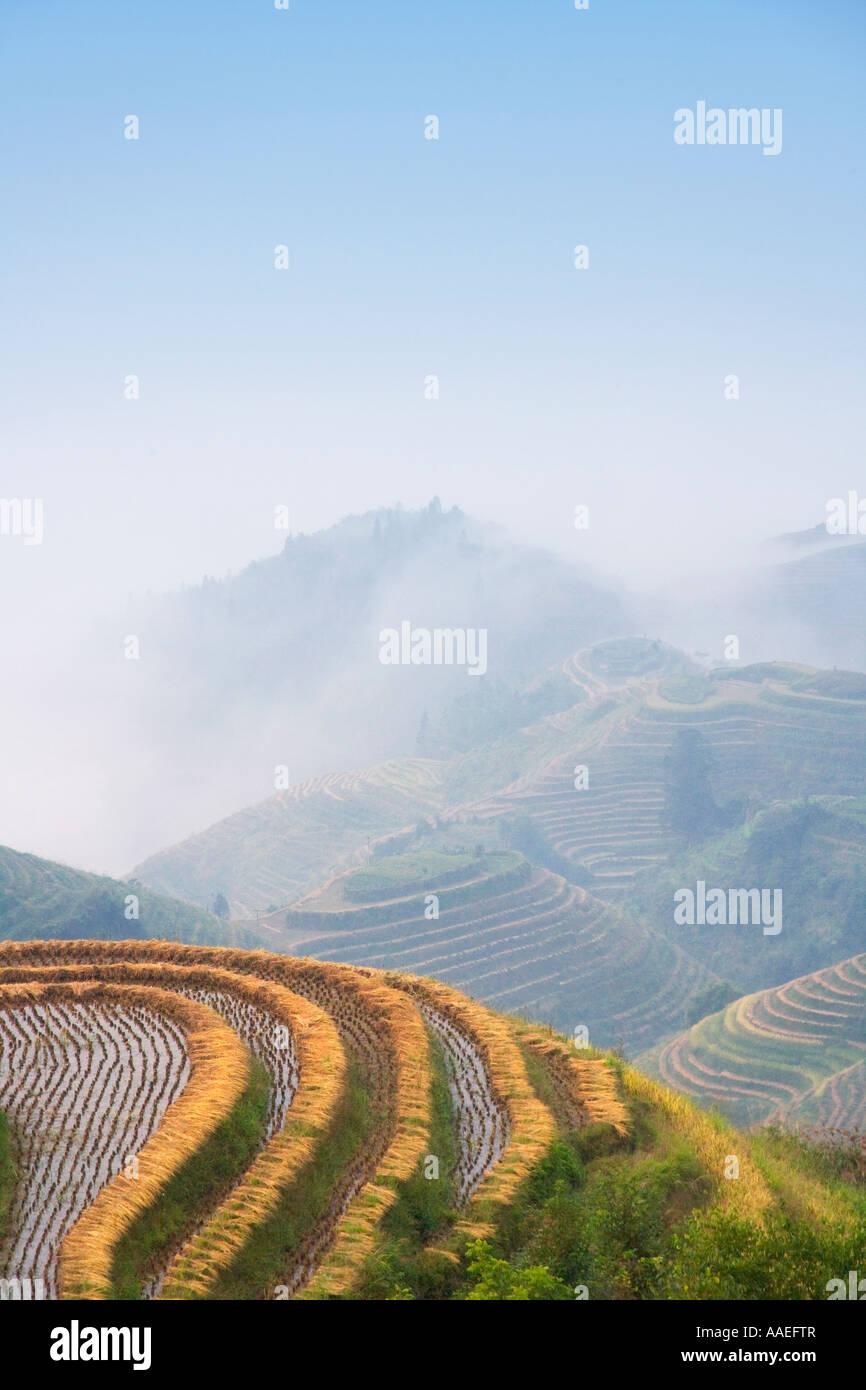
[643,952,866,1132]
[0,939,864,1302]
[128,640,866,1066]
[469,654,866,901]
[137,641,866,920]
[134,760,448,918]
[111,501,630,872]
[757,539,866,672]
[0,844,254,948]
[267,837,711,1053]
[623,797,866,994]
[131,637,686,912]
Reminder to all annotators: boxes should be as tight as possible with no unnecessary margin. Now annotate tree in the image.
[663,729,722,841]
[461,1240,573,1300]
[212,892,230,920]
[685,980,740,1028]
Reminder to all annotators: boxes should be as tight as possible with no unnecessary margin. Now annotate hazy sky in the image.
[1,0,864,871]
[3,0,864,593]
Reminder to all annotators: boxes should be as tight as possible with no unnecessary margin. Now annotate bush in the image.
[661,1208,866,1300]
[461,1241,573,1301]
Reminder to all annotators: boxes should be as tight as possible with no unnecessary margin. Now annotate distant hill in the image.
[0,844,258,947]
[643,527,866,682]
[757,542,866,671]
[134,758,448,918]
[135,641,866,930]
[470,654,866,900]
[642,950,866,1131]
[262,833,712,1052]
[623,797,866,994]
[117,500,631,866]
[132,637,704,912]
[764,521,864,556]
[131,639,866,1067]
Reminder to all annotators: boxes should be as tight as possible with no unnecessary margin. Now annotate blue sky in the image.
[1,0,865,599]
[1,0,864,871]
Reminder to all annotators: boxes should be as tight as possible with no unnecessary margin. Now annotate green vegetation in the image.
[645,944,866,1128]
[629,798,866,992]
[351,1032,461,1300]
[481,1121,705,1301]
[663,728,730,841]
[332,1041,866,1302]
[461,1239,573,1299]
[469,1065,866,1302]
[657,675,711,706]
[208,1062,374,1301]
[660,1207,866,1299]
[417,674,581,757]
[684,979,740,1028]
[110,1060,271,1299]
[498,812,595,886]
[0,845,245,947]
[285,846,532,935]
[659,1121,866,1299]
[344,850,485,902]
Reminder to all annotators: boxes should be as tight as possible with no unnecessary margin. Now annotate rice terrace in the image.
[2,0,865,1348]
[3,641,866,1304]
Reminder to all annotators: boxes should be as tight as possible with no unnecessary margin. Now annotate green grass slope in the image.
[0,844,254,946]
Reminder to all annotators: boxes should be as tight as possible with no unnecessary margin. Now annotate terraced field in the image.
[134,760,447,918]
[128,640,706,916]
[120,642,866,1074]
[1,939,865,1301]
[275,853,711,1052]
[0,940,588,1299]
[132,641,866,935]
[646,953,866,1130]
[760,538,866,671]
[88,639,866,1159]
[563,636,697,693]
[472,663,866,901]
[0,990,191,1298]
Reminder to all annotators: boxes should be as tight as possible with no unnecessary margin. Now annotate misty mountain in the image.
[636,525,866,675]
[117,500,631,867]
